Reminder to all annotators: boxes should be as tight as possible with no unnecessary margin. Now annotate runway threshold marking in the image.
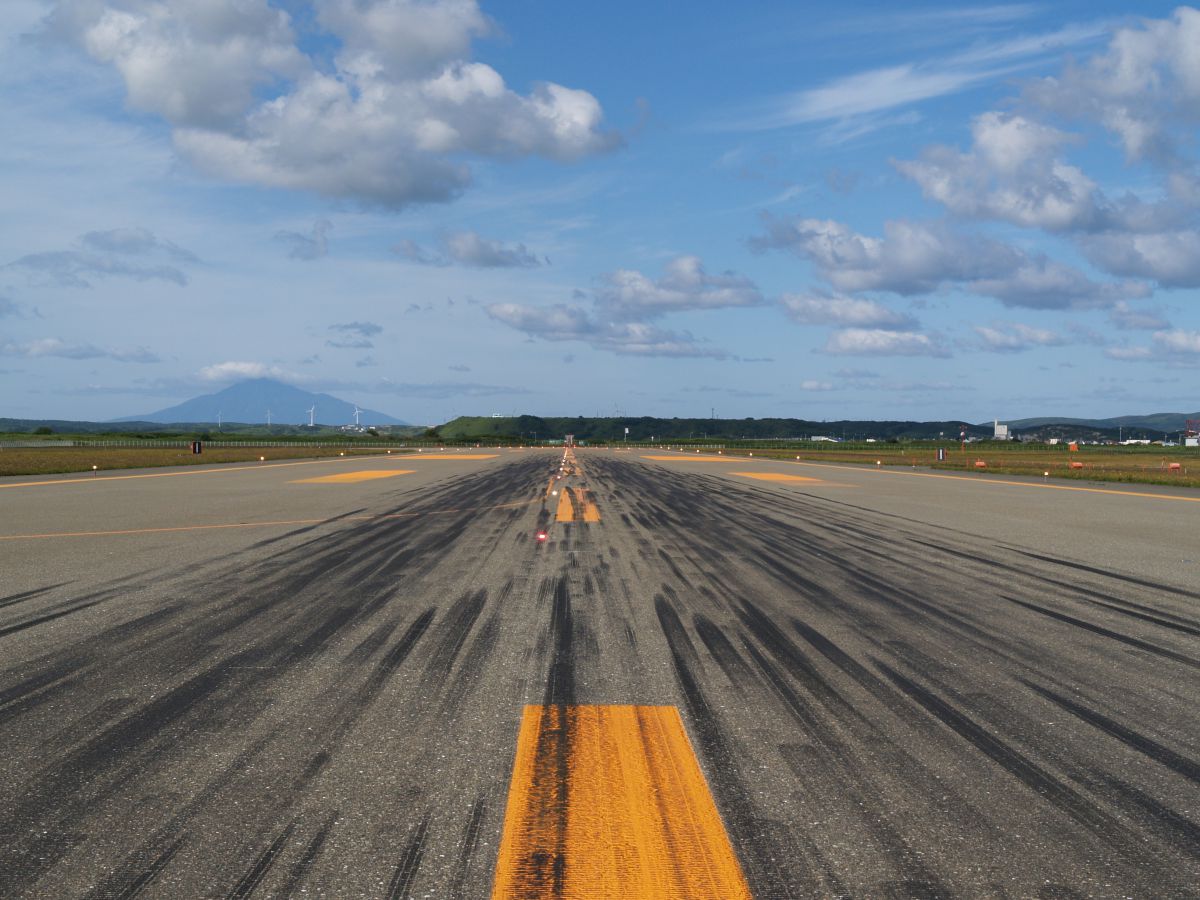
[290,470,414,484]
[492,705,751,899]
[581,489,601,522]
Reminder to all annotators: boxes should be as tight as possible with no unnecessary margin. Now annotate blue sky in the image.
[2,1,1198,424]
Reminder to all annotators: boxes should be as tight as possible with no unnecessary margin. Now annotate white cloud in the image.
[721,21,1106,133]
[597,256,762,319]
[968,256,1148,309]
[896,113,1107,231]
[1153,329,1200,355]
[45,0,616,208]
[1103,345,1154,361]
[485,302,725,358]
[973,322,1065,352]
[1108,301,1170,331]
[80,227,198,261]
[823,328,949,357]
[753,215,1017,294]
[1026,8,1200,167]
[396,231,544,268]
[1078,230,1200,287]
[781,293,915,329]
[1,337,159,362]
[6,227,196,287]
[756,214,1147,309]
[198,360,296,382]
[797,379,835,391]
[275,219,331,260]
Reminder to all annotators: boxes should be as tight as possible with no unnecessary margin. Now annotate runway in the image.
[1,448,1197,897]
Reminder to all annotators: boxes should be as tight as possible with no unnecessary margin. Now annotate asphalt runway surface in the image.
[1,448,1198,898]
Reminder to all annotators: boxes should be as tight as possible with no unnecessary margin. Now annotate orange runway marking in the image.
[556,488,576,522]
[581,489,601,522]
[730,471,825,484]
[407,454,497,460]
[291,470,414,484]
[492,705,751,900]
[0,456,414,489]
[640,455,738,462]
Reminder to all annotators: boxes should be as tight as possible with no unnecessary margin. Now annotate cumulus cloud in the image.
[396,231,544,268]
[597,256,763,319]
[275,219,331,260]
[1077,230,1200,287]
[44,0,616,208]
[781,292,915,329]
[896,113,1108,231]
[485,255,762,357]
[822,328,949,357]
[973,322,1065,352]
[1152,329,1200,355]
[967,256,1148,309]
[1108,301,1170,331]
[1026,8,1200,169]
[198,360,296,382]
[752,215,1017,294]
[486,302,725,358]
[1,337,159,362]
[755,214,1146,308]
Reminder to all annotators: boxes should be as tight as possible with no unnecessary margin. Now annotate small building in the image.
[993,420,1010,441]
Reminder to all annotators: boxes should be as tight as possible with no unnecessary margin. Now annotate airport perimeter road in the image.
[1,449,1198,898]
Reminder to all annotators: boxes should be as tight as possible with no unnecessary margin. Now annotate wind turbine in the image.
[307,405,316,427]
[266,409,272,427]
[353,404,361,427]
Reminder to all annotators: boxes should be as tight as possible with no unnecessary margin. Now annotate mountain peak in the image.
[116,379,405,426]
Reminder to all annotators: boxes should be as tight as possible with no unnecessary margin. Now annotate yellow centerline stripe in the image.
[492,705,751,899]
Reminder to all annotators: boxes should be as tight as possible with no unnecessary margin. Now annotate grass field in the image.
[0,445,410,477]
[706,444,1200,489]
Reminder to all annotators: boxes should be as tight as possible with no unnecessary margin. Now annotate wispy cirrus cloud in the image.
[6,228,197,288]
[714,21,1107,134]
[1,337,160,363]
[275,219,331,260]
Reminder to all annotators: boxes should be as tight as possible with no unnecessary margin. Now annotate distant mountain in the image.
[116,378,406,426]
[1002,412,1200,432]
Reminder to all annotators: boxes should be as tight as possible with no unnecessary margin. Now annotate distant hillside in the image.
[116,378,406,426]
[437,416,994,442]
[1004,412,1200,431]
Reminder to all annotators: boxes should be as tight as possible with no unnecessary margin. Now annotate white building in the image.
[993,420,1010,441]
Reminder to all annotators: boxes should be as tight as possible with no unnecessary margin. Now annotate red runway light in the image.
[536,530,548,542]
